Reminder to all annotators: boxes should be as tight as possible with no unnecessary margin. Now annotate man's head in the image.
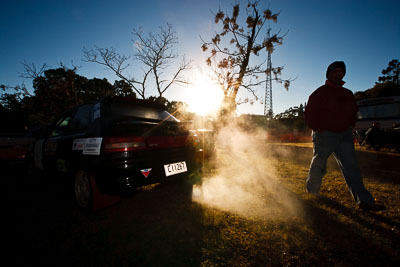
[326,61,346,84]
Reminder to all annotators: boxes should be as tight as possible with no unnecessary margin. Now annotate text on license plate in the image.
[164,161,187,177]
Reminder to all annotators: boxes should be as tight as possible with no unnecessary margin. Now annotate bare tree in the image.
[83,23,191,99]
[133,23,192,98]
[2,60,48,97]
[83,46,148,99]
[18,60,48,80]
[201,1,293,114]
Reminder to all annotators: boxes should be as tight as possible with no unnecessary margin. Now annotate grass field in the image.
[7,143,400,266]
[190,144,400,266]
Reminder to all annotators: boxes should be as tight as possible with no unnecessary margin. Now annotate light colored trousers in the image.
[306,129,375,205]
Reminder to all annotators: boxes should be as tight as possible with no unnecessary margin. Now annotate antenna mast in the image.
[264,28,273,117]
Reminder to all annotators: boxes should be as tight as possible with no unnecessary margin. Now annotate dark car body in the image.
[32,97,200,208]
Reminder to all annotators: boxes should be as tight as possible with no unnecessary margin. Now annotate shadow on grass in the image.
[295,193,400,266]
[315,195,400,237]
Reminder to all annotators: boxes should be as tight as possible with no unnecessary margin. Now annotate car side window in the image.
[68,104,93,132]
[52,112,73,136]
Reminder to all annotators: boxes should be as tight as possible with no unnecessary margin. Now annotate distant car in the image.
[355,97,400,152]
[0,135,34,161]
[32,97,201,210]
[0,109,34,162]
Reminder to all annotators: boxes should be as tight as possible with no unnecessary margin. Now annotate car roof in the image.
[102,97,166,110]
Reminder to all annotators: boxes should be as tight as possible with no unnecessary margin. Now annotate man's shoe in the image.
[306,185,320,196]
[358,202,386,211]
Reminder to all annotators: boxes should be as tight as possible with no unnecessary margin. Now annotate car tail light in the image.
[186,132,200,147]
[103,137,146,152]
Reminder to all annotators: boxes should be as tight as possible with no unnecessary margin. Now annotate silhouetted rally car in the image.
[32,97,200,210]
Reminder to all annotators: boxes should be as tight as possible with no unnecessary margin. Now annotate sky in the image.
[1,0,399,116]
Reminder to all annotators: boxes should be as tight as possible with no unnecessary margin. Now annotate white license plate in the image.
[164,161,188,177]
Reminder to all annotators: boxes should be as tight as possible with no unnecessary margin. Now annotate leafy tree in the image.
[1,83,34,133]
[274,104,304,119]
[272,104,307,132]
[354,59,400,100]
[82,77,115,102]
[147,95,169,107]
[146,95,193,121]
[354,82,400,100]
[0,83,30,112]
[378,59,399,85]
[201,0,292,116]
[0,93,24,112]
[30,68,136,125]
[28,67,88,124]
[113,80,136,98]
[83,23,191,99]
[165,100,194,122]
[10,64,130,126]
[238,104,307,136]
[2,60,188,127]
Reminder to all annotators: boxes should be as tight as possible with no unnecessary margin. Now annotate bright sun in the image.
[185,72,224,116]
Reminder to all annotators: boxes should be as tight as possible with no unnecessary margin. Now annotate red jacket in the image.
[305,80,358,132]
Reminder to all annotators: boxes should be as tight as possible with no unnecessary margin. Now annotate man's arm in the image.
[305,93,321,131]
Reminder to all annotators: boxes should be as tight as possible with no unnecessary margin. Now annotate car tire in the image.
[74,169,93,210]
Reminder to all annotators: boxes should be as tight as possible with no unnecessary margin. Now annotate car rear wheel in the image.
[74,169,93,210]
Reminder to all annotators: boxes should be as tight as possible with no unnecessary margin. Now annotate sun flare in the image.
[185,72,224,116]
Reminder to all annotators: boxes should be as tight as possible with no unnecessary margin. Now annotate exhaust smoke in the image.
[192,120,303,220]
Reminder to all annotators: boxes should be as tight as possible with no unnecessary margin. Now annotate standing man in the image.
[305,61,385,211]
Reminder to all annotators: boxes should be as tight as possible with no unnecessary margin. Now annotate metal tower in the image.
[264,28,273,117]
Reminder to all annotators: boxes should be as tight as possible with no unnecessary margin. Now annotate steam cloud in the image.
[192,120,302,220]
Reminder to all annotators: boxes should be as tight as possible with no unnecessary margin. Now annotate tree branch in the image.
[19,61,48,79]
[83,46,146,98]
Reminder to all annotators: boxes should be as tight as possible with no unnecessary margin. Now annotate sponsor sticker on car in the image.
[72,139,87,151]
[83,138,103,155]
[164,161,187,177]
[141,168,152,178]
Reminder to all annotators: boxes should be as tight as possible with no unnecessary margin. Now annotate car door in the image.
[35,104,95,172]
[42,110,75,172]
[53,104,94,173]
[66,103,94,171]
